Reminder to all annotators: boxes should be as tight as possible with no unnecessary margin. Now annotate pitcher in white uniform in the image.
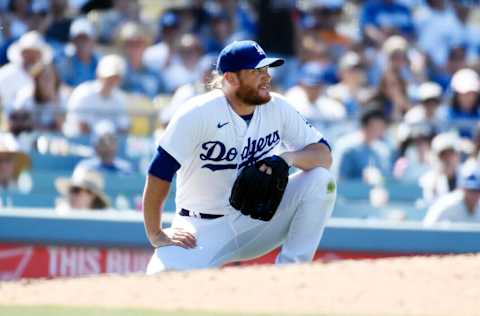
[143,40,337,272]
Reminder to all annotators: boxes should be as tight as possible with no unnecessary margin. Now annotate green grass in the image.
[0,305,335,316]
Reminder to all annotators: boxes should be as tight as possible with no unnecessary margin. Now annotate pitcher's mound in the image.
[1,254,479,316]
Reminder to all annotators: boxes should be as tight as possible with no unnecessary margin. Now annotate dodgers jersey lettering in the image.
[159,89,323,215]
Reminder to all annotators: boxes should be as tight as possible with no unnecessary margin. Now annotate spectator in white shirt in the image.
[419,132,461,206]
[64,54,130,136]
[0,31,52,110]
[424,166,480,225]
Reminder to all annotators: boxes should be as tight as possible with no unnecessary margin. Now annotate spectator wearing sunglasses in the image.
[55,167,110,212]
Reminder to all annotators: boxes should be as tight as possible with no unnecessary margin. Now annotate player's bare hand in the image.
[149,229,197,249]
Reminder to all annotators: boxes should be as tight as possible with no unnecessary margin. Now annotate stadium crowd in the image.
[1,0,480,224]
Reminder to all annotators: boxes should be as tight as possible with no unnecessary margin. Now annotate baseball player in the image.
[143,40,337,273]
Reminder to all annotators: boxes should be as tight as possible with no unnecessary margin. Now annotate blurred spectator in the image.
[298,0,352,58]
[451,1,480,65]
[5,0,31,40]
[0,132,31,207]
[161,33,204,93]
[404,81,444,129]
[159,55,216,127]
[75,120,133,175]
[326,51,371,118]
[64,54,129,136]
[285,62,346,134]
[360,0,415,47]
[424,166,480,224]
[55,167,110,212]
[143,10,181,74]
[414,0,464,69]
[333,105,392,180]
[202,6,235,55]
[437,68,480,138]
[13,63,67,132]
[393,123,435,182]
[44,0,74,45]
[461,124,480,172]
[370,68,409,122]
[116,22,165,98]
[0,31,52,110]
[419,132,461,206]
[97,0,142,44]
[55,17,99,87]
[5,107,33,138]
[430,45,467,91]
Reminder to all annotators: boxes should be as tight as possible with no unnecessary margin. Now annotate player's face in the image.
[235,67,272,105]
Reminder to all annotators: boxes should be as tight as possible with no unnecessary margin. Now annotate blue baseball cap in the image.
[216,40,284,74]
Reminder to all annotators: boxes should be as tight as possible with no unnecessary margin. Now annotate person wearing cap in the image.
[54,17,100,87]
[55,167,110,212]
[419,132,462,206]
[0,31,53,110]
[424,167,480,225]
[63,54,129,136]
[438,68,480,138]
[75,120,133,175]
[404,81,444,129]
[326,51,371,118]
[0,133,31,207]
[285,62,346,133]
[116,22,165,98]
[143,40,335,272]
[393,122,435,182]
[333,104,392,180]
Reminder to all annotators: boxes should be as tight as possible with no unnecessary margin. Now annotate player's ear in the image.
[224,72,240,87]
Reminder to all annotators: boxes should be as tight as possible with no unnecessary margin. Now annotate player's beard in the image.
[235,78,271,106]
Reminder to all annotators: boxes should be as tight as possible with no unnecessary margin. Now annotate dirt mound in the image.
[1,254,479,315]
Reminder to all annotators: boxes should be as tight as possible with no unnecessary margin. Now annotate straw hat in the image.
[0,133,31,179]
[55,168,110,209]
[7,31,53,65]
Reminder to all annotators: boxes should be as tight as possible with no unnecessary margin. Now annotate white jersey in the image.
[159,89,323,215]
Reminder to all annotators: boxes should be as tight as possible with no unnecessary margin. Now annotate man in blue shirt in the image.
[55,18,100,87]
[334,105,393,180]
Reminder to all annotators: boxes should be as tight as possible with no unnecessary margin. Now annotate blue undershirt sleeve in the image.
[148,146,181,182]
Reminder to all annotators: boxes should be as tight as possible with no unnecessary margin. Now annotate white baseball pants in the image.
[146,167,336,273]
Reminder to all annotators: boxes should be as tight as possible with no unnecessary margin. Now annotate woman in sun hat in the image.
[55,167,110,212]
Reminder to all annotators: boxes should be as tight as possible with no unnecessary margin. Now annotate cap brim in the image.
[255,57,284,69]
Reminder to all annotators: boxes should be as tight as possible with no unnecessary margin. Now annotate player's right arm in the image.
[143,100,206,249]
[143,173,196,248]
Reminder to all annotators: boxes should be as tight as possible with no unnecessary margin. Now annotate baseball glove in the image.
[229,155,289,221]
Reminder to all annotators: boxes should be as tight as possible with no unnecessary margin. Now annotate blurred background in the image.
[2,0,480,279]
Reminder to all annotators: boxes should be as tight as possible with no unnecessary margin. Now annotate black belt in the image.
[179,208,224,219]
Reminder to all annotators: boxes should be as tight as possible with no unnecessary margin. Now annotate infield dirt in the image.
[1,254,479,316]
